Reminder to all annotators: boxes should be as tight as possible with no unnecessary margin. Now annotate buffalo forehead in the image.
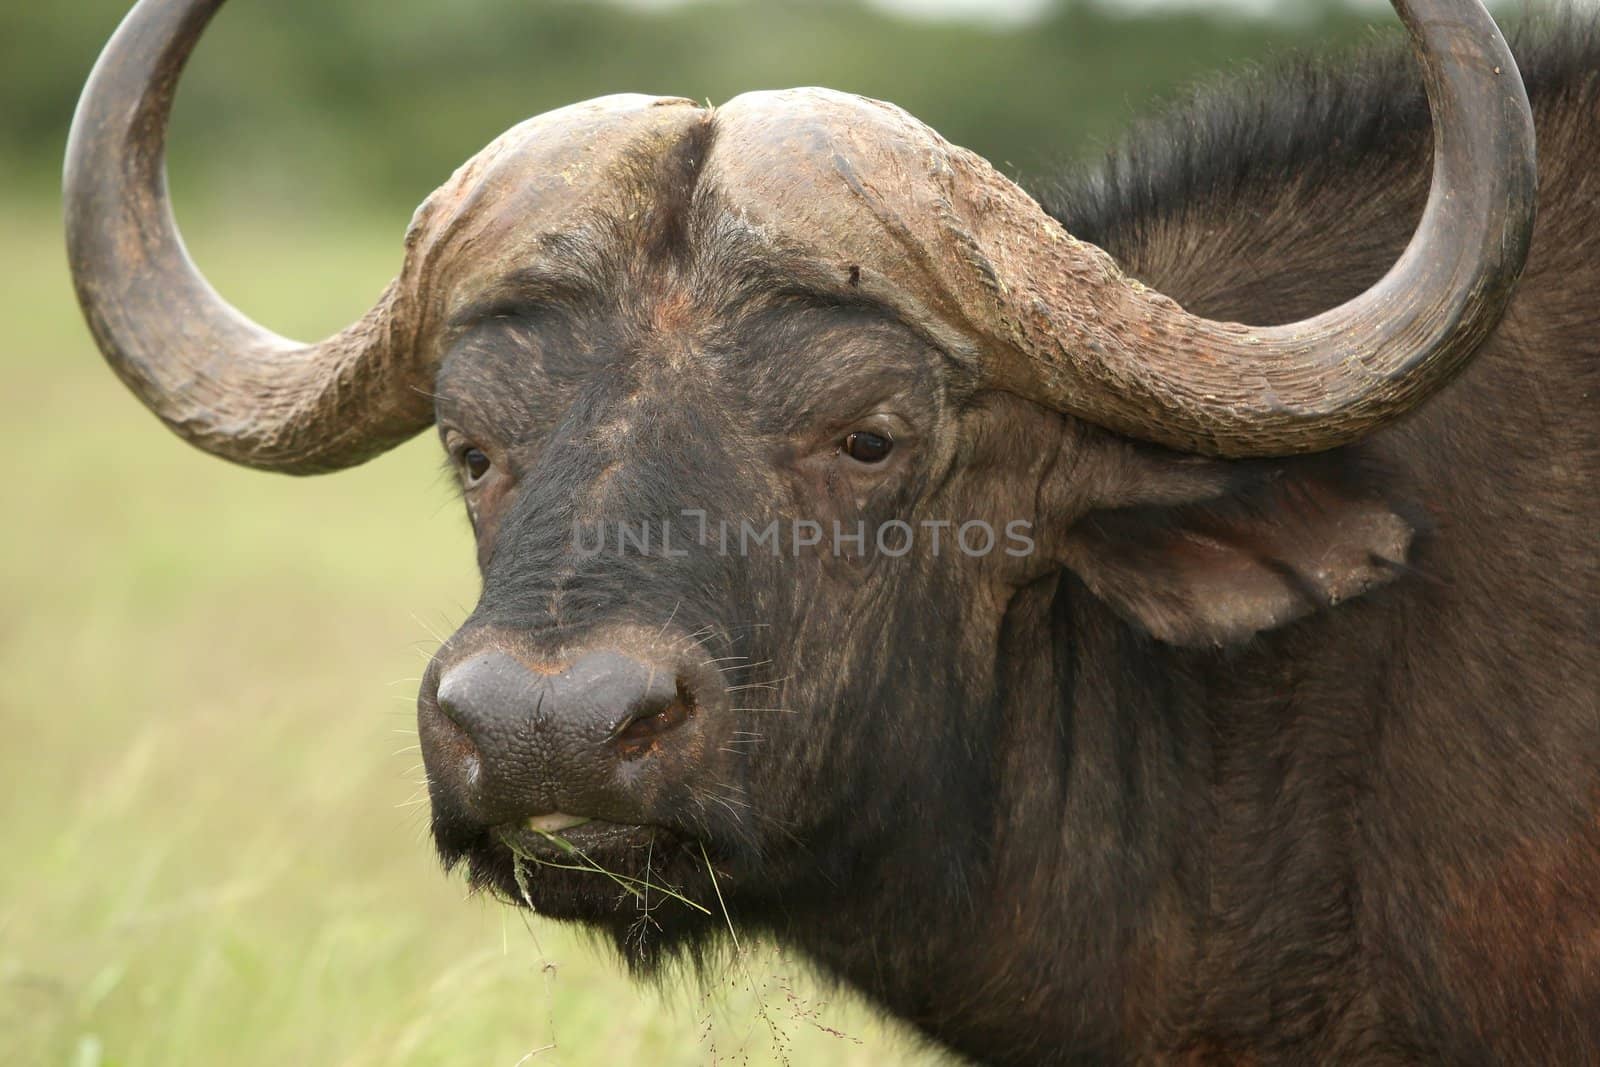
[701,88,1029,359]
[404,86,1051,374]
[406,94,709,322]
[705,87,958,233]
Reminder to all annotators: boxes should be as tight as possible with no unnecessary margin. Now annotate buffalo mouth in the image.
[496,815,662,861]
[437,812,715,932]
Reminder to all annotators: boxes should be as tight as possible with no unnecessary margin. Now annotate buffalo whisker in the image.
[654,600,683,642]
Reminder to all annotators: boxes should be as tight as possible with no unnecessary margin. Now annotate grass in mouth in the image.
[504,828,713,917]
[700,841,741,954]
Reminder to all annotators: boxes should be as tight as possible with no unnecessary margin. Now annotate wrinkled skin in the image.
[419,153,1029,949]
[411,36,1600,1067]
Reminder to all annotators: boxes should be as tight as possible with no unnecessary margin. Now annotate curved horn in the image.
[65,0,432,474]
[994,0,1537,456]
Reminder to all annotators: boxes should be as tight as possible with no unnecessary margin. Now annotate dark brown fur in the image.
[421,26,1598,1065]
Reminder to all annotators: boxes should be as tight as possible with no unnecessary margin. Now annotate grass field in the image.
[0,200,944,1066]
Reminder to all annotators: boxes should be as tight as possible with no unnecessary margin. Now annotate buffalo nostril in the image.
[434,650,539,745]
[433,647,697,787]
[611,677,696,756]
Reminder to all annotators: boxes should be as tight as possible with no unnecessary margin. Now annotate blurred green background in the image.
[0,0,1442,1063]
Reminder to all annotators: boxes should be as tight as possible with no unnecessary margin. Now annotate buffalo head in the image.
[66,0,1534,972]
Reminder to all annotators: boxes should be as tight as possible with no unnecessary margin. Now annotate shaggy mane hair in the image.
[1039,15,1600,316]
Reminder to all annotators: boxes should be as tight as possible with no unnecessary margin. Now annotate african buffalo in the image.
[67,0,1598,1061]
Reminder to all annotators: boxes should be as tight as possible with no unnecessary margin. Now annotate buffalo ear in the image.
[1059,453,1415,648]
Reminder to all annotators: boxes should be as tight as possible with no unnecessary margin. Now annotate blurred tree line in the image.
[5,0,1390,214]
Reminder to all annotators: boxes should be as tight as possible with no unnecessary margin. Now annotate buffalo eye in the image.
[843,430,893,464]
[460,446,491,485]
